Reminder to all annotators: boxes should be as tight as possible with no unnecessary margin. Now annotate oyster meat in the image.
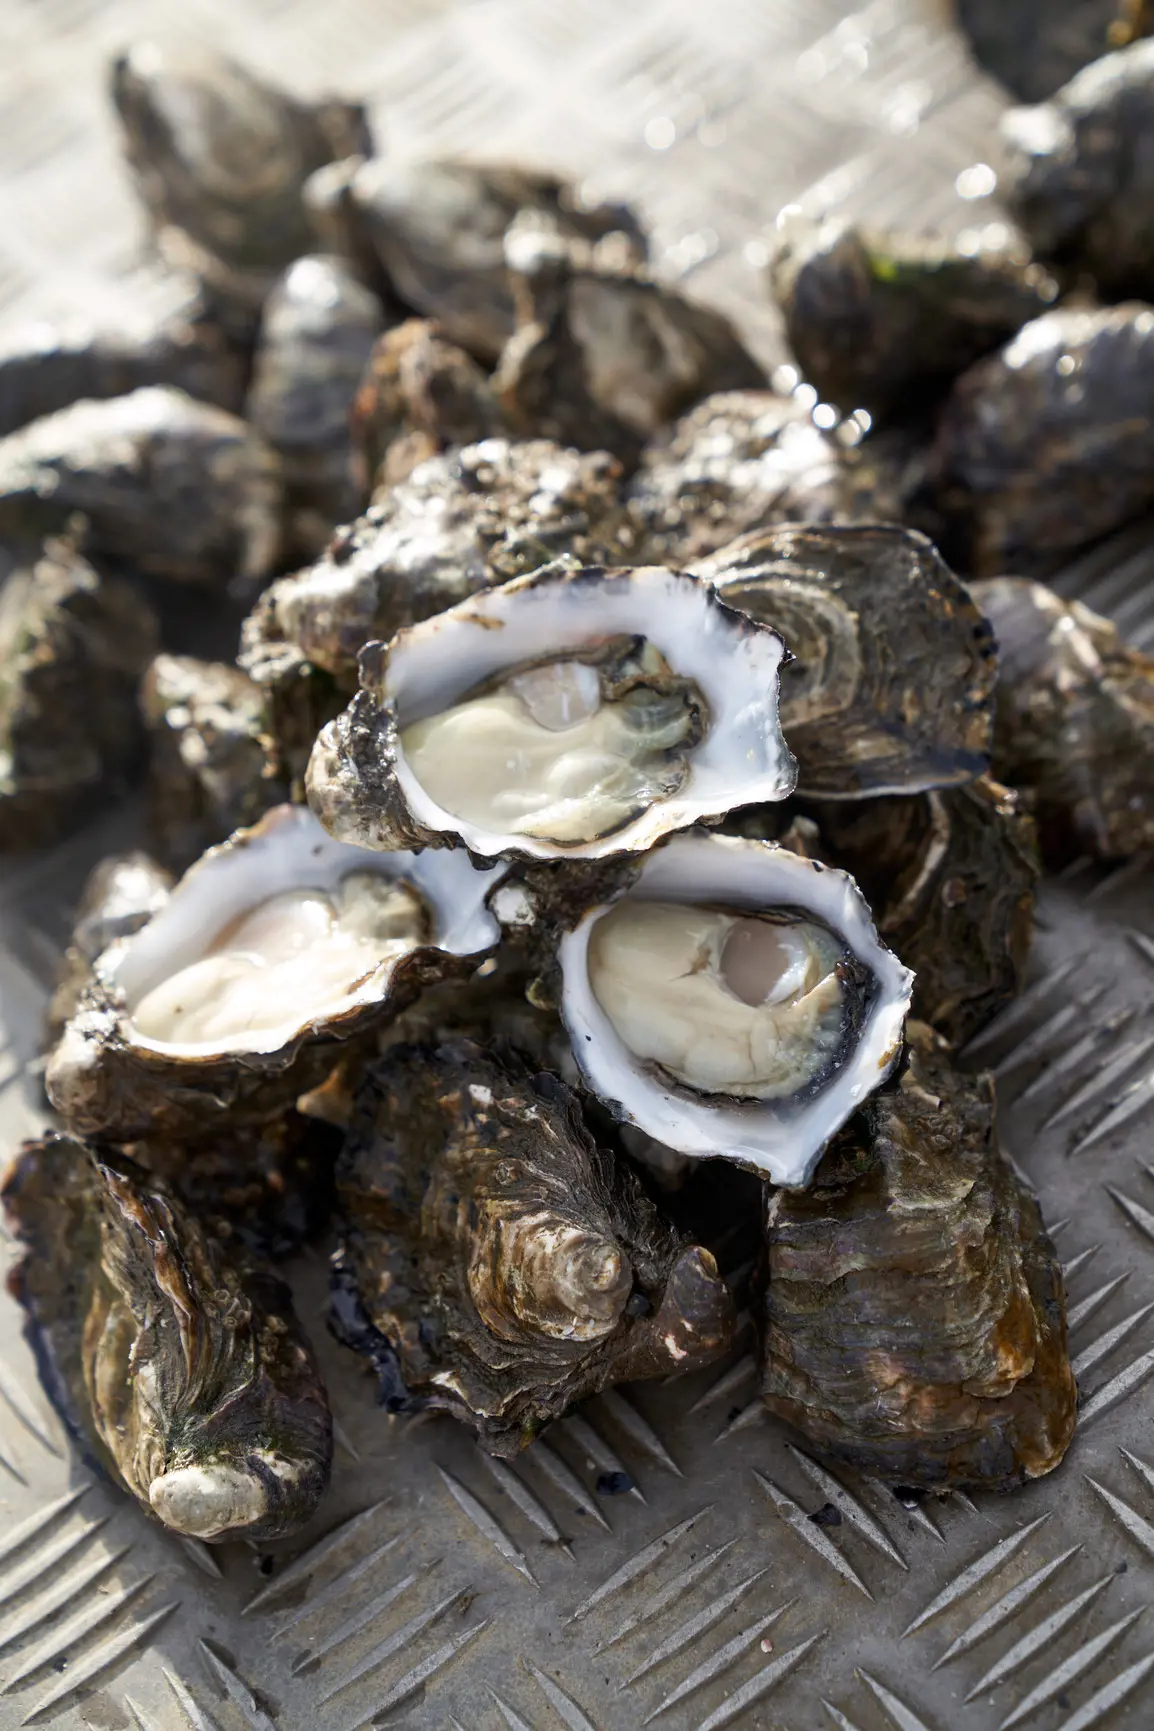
[973,576,1154,861]
[111,41,372,328]
[692,524,995,798]
[558,831,913,1184]
[493,223,764,464]
[770,218,1057,421]
[955,0,1147,102]
[0,537,159,851]
[331,1040,735,1454]
[758,1023,1077,1489]
[306,563,794,860]
[1001,41,1154,298]
[0,386,283,585]
[4,1135,331,1540]
[924,304,1154,573]
[47,803,504,1140]
[349,317,504,492]
[140,654,287,872]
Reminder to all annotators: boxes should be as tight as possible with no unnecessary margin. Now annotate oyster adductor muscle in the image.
[758,1024,1077,1490]
[3,1135,332,1541]
[331,1040,735,1454]
[973,576,1154,862]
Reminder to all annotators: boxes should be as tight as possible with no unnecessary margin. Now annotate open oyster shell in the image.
[692,524,995,798]
[770,218,1057,422]
[973,576,1154,861]
[306,563,795,861]
[0,537,159,851]
[558,831,913,1185]
[0,386,283,586]
[46,804,503,1141]
[758,1024,1077,1490]
[330,1039,735,1455]
[3,1136,332,1541]
[47,850,174,1042]
[349,318,504,492]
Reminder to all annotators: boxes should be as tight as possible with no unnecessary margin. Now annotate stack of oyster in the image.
[5,22,1154,1547]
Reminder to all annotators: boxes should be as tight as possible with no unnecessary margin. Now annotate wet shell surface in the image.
[306,563,795,862]
[558,831,913,1185]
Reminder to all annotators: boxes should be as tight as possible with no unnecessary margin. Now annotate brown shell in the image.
[331,1040,735,1455]
[3,1136,331,1542]
[349,318,505,493]
[758,1024,1077,1491]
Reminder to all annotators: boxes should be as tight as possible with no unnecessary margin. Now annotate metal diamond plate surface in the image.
[2,0,1154,1726]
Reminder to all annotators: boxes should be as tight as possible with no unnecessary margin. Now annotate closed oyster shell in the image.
[3,1135,332,1540]
[349,318,504,492]
[758,1024,1077,1490]
[0,537,159,851]
[770,218,1057,421]
[0,387,283,586]
[331,1040,735,1454]
[692,524,995,798]
[955,0,1147,105]
[924,305,1154,574]
[973,576,1154,861]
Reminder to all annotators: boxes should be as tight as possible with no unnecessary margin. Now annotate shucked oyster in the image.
[47,804,503,1141]
[769,218,1057,422]
[758,1023,1077,1490]
[558,832,913,1185]
[0,536,159,851]
[307,563,794,861]
[973,577,1154,862]
[4,1136,331,1540]
[47,850,174,1042]
[349,318,504,492]
[0,386,283,586]
[925,305,1154,574]
[331,1040,735,1454]
[692,524,995,798]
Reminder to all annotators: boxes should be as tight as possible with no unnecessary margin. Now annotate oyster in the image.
[328,158,647,360]
[972,576,1154,861]
[140,655,287,872]
[493,223,764,464]
[331,1040,735,1453]
[246,255,385,556]
[306,563,794,861]
[758,1023,1077,1489]
[770,218,1058,421]
[47,850,174,1041]
[4,1135,331,1540]
[924,305,1154,573]
[0,537,159,851]
[239,438,631,693]
[1001,40,1154,298]
[955,0,1147,102]
[46,803,504,1141]
[558,831,913,1185]
[111,42,372,328]
[349,318,504,491]
[626,390,908,564]
[692,524,995,798]
[0,386,283,585]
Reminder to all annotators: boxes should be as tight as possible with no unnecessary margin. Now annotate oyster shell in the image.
[46,804,503,1141]
[47,850,174,1042]
[955,0,1146,103]
[626,390,908,564]
[306,563,794,861]
[239,438,631,692]
[1001,40,1154,298]
[330,1039,735,1454]
[758,1023,1077,1489]
[111,41,372,329]
[328,158,647,360]
[973,576,1154,861]
[140,654,287,872]
[246,255,385,556]
[3,1135,331,1540]
[0,537,159,851]
[558,831,913,1185]
[692,524,995,798]
[924,305,1154,573]
[770,218,1057,421]
[349,318,504,492]
[493,224,764,464]
[0,386,283,586]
